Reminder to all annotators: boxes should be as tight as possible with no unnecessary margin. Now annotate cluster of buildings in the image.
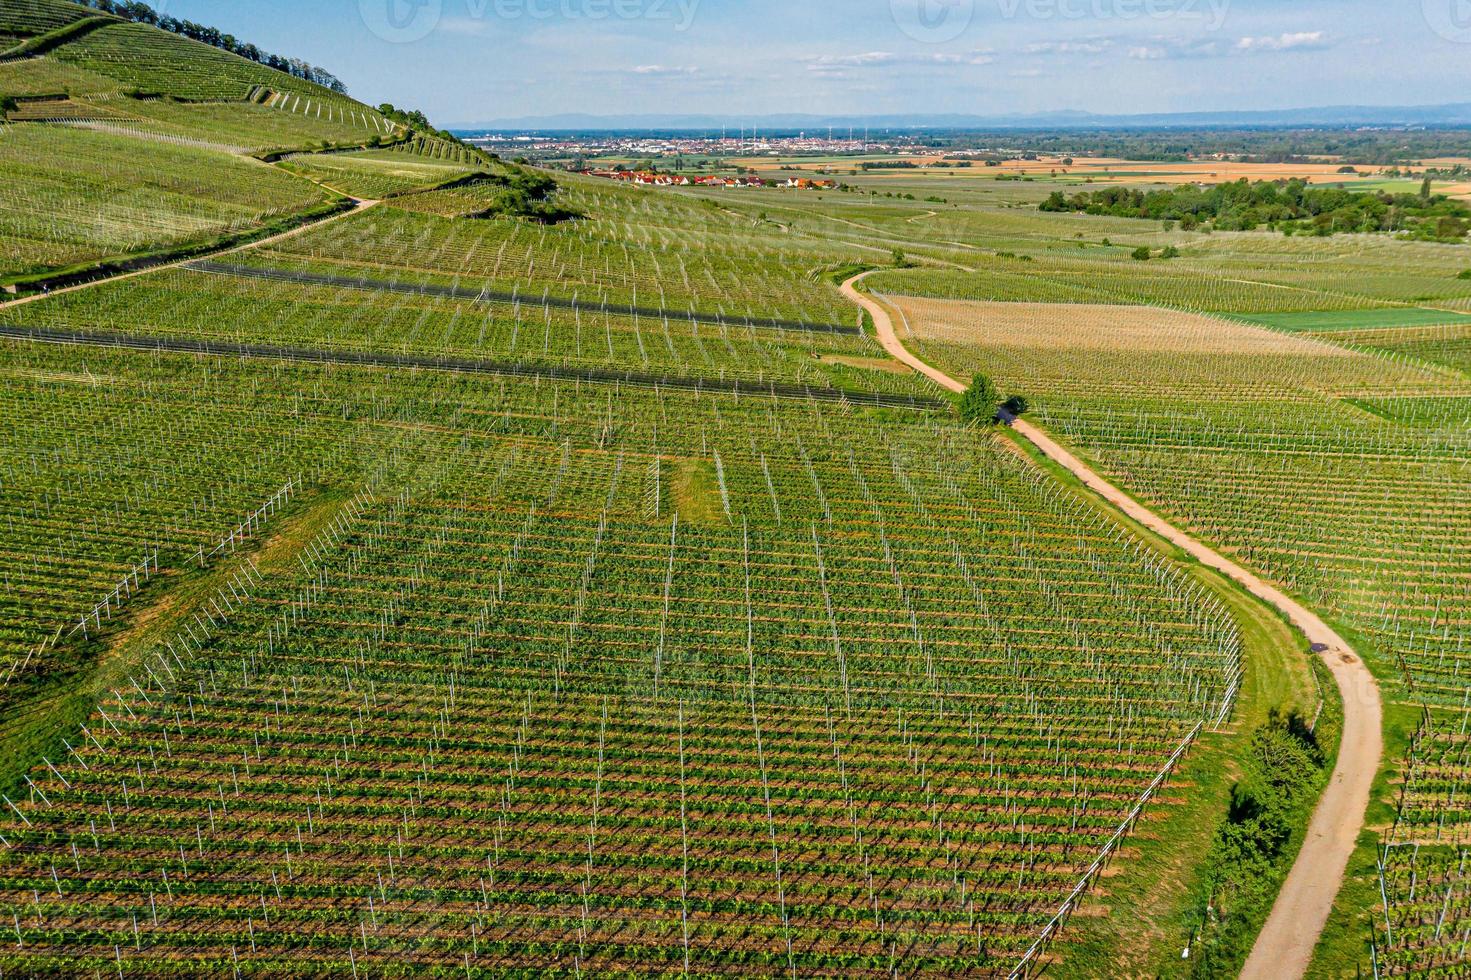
[583,170,838,190]
[464,133,917,158]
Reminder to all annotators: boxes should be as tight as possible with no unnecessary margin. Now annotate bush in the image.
[1458,269,1471,280]
[958,374,1001,426]
[1002,394,1030,417]
[1131,246,1152,261]
[1161,246,1181,259]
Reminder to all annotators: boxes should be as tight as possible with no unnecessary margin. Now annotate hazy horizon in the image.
[154,0,1471,127]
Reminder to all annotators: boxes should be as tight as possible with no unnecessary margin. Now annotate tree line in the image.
[1041,178,1471,240]
[76,0,347,94]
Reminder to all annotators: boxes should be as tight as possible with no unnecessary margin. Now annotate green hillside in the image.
[0,1,501,285]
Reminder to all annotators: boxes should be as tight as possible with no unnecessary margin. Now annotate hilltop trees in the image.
[79,0,347,92]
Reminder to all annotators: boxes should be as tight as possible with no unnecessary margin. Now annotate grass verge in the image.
[994,424,1327,978]
[0,485,355,804]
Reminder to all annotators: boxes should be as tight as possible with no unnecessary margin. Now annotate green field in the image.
[278,145,486,199]
[0,123,329,280]
[1234,308,1471,332]
[4,7,1471,974]
[876,286,1471,977]
[0,0,404,282]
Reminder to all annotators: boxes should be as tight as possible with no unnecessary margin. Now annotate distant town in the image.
[462,132,925,159]
[582,170,838,190]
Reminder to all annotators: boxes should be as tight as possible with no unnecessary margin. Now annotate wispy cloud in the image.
[1025,39,1112,55]
[1127,37,1225,59]
[631,64,700,75]
[805,49,994,76]
[1127,31,1330,60]
[1235,31,1330,52]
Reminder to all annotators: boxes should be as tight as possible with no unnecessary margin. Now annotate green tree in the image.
[1421,176,1433,200]
[1001,394,1030,417]
[959,375,1001,426]
[1131,246,1152,261]
[1161,245,1181,259]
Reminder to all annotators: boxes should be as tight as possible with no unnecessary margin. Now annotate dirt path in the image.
[0,198,378,314]
[841,272,1383,980]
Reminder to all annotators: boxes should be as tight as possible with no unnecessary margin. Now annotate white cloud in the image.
[1025,39,1113,55]
[631,65,700,76]
[1235,31,1330,52]
[805,49,993,75]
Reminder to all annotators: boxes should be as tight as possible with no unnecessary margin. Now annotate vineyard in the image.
[878,284,1471,976]
[0,338,1242,976]
[277,148,488,201]
[9,6,1471,969]
[0,122,329,279]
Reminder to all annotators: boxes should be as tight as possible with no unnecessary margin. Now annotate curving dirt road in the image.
[842,272,1383,980]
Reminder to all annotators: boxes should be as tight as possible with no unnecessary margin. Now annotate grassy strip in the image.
[1000,420,1411,978]
[0,485,355,805]
[1174,699,1340,977]
[0,15,115,61]
[817,262,879,285]
[254,133,412,164]
[1,197,351,293]
[994,424,1324,978]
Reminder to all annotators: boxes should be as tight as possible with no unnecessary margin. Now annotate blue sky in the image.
[157,0,1471,125]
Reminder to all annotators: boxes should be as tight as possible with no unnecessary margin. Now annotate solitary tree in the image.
[959,374,1001,426]
[1002,394,1030,418]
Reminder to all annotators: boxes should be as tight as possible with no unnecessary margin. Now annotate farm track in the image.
[842,272,1384,980]
[0,198,378,311]
[0,323,946,411]
[184,260,861,335]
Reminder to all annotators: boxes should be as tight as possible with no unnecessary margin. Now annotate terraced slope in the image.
[0,123,331,279]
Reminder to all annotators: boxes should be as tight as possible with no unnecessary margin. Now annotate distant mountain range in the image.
[452,103,1471,134]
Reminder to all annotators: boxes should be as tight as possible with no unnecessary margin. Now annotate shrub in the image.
[1132,246,1152,261]
[1458,269,1471,280]
[958,374,1001,426]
